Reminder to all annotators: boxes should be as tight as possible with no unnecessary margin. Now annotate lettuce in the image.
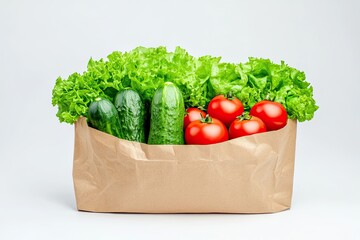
[207,57,318,121]
[52,47,318,124]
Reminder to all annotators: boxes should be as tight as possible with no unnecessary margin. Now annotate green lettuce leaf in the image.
[52,47,318,124]
[208,57,319,121]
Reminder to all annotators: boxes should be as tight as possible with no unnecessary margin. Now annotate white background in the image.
[1,0,360,239]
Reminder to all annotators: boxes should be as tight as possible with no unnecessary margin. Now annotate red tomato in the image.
[250,100,288,131]
[229,116,266,139]
[185,115,229,145]
[207,95,244,126]
[184,108,206,129]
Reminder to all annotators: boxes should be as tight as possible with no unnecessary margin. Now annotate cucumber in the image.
[114,89,146,143]
[88,98,122,138]
[148,82,185,144]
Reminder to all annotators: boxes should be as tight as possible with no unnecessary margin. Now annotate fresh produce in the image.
[209,58,318,122]
[229,114,266,139]
[88,98,122,138]
[207,94,244,126]
[185,115,228,145]
[184,108,206,129]
[114,89,146,143]
[148,82,185,144]
[250,100,288,131]
[52,47,318,125]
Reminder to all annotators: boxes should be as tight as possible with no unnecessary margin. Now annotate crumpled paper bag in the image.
[73,117,297,213]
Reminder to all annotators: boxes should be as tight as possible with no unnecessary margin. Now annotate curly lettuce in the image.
[52,47,318,124]
[209,58,318,121]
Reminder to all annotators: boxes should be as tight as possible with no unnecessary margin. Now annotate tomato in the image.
[207,94,244,126]
[184,108,206,129]
[185,115,229,145]
[250,100,288,131]
[229,115,266,139]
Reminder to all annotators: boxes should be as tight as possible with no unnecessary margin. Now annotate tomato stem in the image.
[237,112,252,121]
[200,114,213,124]
[226,92,234,100]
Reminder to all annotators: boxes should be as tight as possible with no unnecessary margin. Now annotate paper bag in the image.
[73,117,297,213]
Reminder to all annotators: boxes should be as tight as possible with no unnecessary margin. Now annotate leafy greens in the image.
[52,46,318,124]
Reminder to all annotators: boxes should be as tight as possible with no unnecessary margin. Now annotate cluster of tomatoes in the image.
[184,94,288,145]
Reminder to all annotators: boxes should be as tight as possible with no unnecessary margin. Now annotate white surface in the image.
[1,0,360,239]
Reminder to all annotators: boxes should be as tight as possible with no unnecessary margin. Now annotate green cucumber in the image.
[114,89,146,143]
[148,82,185,144]
[88,98,122,138]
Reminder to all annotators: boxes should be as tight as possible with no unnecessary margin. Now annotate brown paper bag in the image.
[73,117,297,213]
